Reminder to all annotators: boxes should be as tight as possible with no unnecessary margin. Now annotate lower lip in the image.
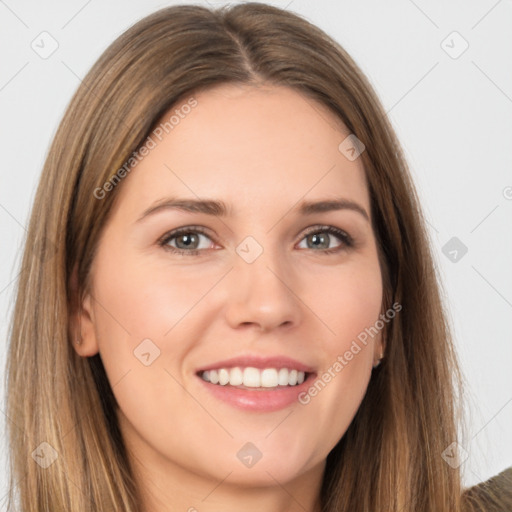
[197,373,316,412]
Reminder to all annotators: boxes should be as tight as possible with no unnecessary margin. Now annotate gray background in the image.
[1,0,511,504]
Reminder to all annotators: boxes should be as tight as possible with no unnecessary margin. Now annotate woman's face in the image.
[75,84,384,491]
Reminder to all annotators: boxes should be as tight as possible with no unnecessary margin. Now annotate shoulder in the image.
[462,466,512,512]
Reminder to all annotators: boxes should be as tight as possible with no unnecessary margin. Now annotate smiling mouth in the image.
[197,366,312,389]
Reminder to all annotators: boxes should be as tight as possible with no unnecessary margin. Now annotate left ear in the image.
[372,330,385,368]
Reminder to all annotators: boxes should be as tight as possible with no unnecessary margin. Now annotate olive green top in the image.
[462,466,512,511]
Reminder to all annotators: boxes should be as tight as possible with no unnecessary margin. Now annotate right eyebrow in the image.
[136,198,229,223]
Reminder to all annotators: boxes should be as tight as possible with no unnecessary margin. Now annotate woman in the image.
[4,3,509,511]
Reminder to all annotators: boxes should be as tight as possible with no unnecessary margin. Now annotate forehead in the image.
[115,83,370,217]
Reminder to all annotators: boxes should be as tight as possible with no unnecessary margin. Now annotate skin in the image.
[72,83,385,512]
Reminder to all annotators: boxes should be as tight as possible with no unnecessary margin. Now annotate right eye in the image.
[158,226,216,256]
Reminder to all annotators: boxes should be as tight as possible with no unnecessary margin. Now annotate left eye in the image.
[297,226,353,252]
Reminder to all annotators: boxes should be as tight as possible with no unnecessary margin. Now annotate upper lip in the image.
[196,355,316,374]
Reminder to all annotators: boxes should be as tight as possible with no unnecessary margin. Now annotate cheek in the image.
[88,248,226,410]
[323,255,383,381]
[297,254,382,442]
[91,251,217,350]
[88,251,212,463]
[307,253,383,347]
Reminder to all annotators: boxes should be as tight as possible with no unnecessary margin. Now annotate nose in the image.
[223,247,302,333]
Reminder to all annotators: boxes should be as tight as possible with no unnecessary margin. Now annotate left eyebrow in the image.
[135,197,370,223]
[298,198,369,222]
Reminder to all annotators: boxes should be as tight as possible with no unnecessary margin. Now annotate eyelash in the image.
[157,225,354,256]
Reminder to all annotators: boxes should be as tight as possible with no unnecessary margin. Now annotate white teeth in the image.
[278,368,289,386]
[229,367,243,386]
[243,367,260,387]
[218,368,230,386]
[261,369,278,387]
[200,367,307,388]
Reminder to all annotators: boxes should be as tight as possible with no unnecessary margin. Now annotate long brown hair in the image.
[5,3,470,510]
